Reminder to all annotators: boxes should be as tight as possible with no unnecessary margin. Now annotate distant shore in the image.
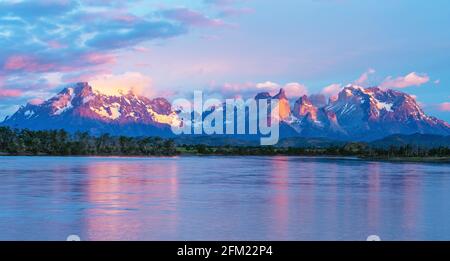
[2,151,449,164]
[360,156,450,163]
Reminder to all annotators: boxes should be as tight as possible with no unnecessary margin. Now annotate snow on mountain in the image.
[319,85,450,139]
[1,82,178,137]
[2,82,450,141]
[253,84,450,140]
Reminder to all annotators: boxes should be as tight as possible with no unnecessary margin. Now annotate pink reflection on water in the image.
[401,165,421,231]
[324,161,338,239]
[297,160,317,238]
[83,159,179,240]
[367,162,381,230]
[269,156,290,238]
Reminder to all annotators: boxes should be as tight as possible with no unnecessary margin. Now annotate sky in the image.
[0,0,449,121]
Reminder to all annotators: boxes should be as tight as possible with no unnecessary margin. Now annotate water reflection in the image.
[0,156,449,240]
[83,160,179,240]
[268,156,289,239]
[367,162,381,232]
[401,165,421,235]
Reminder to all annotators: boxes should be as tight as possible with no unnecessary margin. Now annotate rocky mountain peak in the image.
[293,95,318,121]
[273,88,287,100]
[1,83,449,141]
[254,92,272,100]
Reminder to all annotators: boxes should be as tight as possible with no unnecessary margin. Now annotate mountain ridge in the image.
[1,82,450,142]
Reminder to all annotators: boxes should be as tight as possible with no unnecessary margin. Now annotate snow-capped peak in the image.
[4,82,180,127]
[2,82,449,140]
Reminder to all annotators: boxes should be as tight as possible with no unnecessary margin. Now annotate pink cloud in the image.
[439,102,450,112]
[218,81,307,98]
[354,68,375,85]
[133,46,150,53]
[0,89,22,97]
[4,55,32,70]
[3,52,116,76]
[3,55,55,72]
[321,83,342,98]
[380,72,430,89]
[28,98,45,105]
[161,8,226,27]
[283,82,308,97]
[89,72,153,97]
[83,53,117,65]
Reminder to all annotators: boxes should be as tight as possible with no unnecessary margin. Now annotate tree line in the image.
[0,127,177,156]
[1,127,449,158]
[179,142,450,158]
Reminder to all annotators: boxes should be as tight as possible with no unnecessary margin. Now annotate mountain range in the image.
[1,82,176,137]
[1,82,450,143]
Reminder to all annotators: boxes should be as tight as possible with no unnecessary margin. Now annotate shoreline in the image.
[1,152,449,163]
[360,156,450,163]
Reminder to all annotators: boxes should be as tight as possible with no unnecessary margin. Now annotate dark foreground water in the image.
[0,156,449,241]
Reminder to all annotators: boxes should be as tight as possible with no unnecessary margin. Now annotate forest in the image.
[0,127,177,156]
[1,127,449,159]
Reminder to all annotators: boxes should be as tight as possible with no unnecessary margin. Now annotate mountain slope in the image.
[2,82,450,142]
[2,82,178,137]
[283,84,450,140]
[321,85,450,140]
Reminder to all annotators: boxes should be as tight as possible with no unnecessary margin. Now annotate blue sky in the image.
[0,0,449,121]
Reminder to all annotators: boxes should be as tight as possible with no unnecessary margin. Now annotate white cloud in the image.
[380,72,430,89]
[283,82,308,97]
[216,81,308,98]
[42,72,63,87]
[255,81,307,97]
[321,83,342,98]
[256,81,280,91]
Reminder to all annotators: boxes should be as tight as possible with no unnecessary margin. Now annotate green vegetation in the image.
[1,127,449,161]
[0,127,177,156]
[177,142,450,162]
